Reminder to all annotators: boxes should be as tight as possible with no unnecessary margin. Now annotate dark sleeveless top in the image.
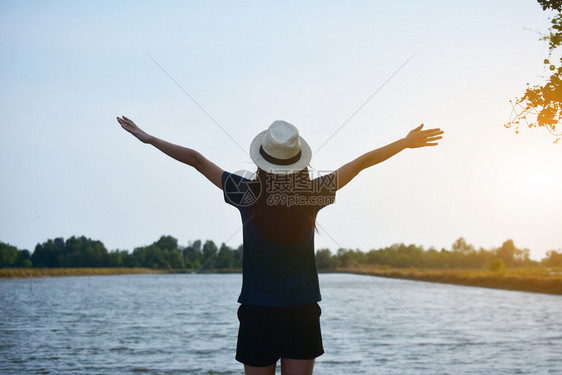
[222,171,336,306]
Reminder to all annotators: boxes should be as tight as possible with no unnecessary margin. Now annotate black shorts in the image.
[236,302,324,367]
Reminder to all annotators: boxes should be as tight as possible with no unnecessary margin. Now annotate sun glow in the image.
[511,160,562,202]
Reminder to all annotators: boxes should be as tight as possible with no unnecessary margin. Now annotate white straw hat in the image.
[249,120,312,175]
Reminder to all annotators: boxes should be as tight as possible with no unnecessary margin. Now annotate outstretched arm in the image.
[335,124,443,191]
[117,116,224,189]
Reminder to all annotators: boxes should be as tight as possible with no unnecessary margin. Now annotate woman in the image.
[116,116,443,375]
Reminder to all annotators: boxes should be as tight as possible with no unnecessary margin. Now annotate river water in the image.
[0,273,560,374]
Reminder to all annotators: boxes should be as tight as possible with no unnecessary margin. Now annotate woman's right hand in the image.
[404,123,443,148]
[117,116,153,144]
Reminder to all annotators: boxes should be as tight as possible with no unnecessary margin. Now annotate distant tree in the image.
[542,249,562,266]
[420,247,443,268]
[335,248,352,268]
[495,239,517,267]
[398,243,424,267]
[216,243,235,269]
[452,237,475,254]
[202,240,218,269]
[494,239,531,267]
[155,235,178,252]
[506,0,562,142]
[183,240,202,269]
[166,248,185,269]
[108,249,125,267]
[31,238,64,267]
[84,237,108,267]
[130,235,184,269]
[119,250,137,267]
[60,236,109,267]
[315,248,334,270]
[15,249,32,268]
[0,242,18,267]
[133,244,164,269]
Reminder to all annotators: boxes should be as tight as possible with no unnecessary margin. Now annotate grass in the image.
[0,267,164,279]
[331,266,562,295]
[0,267,245,279]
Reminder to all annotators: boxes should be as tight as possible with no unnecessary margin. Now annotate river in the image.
[0,273,560,374]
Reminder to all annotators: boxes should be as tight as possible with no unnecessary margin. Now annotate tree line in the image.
[0,235,561,270]
[0,236,242,270]
[317,238,562,270]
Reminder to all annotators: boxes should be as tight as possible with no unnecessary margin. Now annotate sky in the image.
[1,0,561,261]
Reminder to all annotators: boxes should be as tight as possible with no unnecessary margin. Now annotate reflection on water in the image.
[0,273,560,374]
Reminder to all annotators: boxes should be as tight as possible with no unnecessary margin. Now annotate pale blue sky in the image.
[1,0,561,260]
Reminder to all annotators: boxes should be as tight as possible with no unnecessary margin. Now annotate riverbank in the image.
[2,267,561,295]
[0,268,245,279]
[337,266,562,295]
[0,267,164,279]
